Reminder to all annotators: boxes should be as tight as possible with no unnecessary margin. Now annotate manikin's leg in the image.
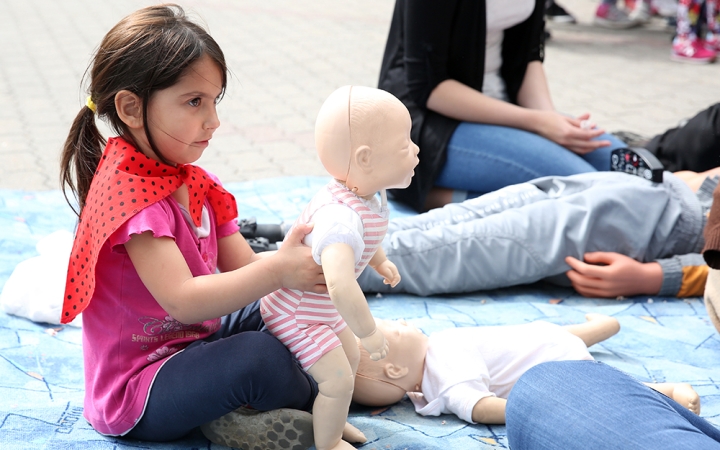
[563,313,621,347]
[307,329,360,450]
[336,327,365,443]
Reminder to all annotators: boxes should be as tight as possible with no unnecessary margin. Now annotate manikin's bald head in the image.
[353,319,429,407]
[315,85,407,182]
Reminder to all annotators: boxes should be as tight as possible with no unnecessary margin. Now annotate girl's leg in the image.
[563,313,620,347]
[506,361,720,450]
[676,0,695,40]
[126,305,317,441]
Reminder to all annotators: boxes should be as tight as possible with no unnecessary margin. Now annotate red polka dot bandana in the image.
[61,136,238,324]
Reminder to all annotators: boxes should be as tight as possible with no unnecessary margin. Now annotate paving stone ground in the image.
[0,0,717,191]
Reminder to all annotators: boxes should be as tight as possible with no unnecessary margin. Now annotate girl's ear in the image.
[384,363,409,380]
[115,90,144,129]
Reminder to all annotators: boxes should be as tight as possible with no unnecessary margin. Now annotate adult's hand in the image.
[534,111,612,155]
[565,252,662,298]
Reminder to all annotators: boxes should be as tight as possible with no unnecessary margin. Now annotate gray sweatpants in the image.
[357,172,705,296]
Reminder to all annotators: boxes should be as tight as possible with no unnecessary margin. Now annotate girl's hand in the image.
[565,252,662,298]
[373,260,401,287]
[360,327,389,361]
[275,223,327,294]
[534,111,611,155]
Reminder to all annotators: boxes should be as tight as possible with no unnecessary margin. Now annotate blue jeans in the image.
[506,361,720,449]
[434,122,625,196]
[125,301,318,441]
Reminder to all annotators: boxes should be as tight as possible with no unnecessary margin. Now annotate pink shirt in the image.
[81,195,239,435]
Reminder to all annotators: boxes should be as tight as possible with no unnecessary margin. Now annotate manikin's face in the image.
[139,54,223,165]
[375,319,429,391]
[370,102,420,190]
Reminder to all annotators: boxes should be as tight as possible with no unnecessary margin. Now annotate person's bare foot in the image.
[645,382,701,415]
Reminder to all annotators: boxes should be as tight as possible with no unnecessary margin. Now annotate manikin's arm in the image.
[321,243,387,360]
[472,396,507,425]
[368,247,401,287]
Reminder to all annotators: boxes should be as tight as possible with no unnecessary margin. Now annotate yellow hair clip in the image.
[86,96,97,114]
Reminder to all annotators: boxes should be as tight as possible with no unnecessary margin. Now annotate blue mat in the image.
[1,177,719,450]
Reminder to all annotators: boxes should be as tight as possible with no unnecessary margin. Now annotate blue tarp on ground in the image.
[1,177,718,449]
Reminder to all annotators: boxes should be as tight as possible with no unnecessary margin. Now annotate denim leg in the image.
[358,172,694,296]
[125,302,317,442]
[433,123,625,194]
[506,361,720,450]
[580,131,625,170]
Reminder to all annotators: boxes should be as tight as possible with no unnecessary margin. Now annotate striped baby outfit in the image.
[260,181,389,370]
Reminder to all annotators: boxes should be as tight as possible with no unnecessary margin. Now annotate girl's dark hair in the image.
[60,3,227,215]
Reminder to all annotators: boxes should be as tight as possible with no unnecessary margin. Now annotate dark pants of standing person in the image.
[645,102,720,172]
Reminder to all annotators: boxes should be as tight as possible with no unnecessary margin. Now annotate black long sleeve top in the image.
[378,0,546,211]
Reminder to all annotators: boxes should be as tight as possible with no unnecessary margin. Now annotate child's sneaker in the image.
[671,37,717,64]
[703,33,720,52]
[201,407,315,450]
[594,3,638,29]
[545,1,577,23]
[629,1,652,24]
[652,0,677,17]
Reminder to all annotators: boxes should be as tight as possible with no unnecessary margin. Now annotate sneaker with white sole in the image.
[671,37,717,64]
[703,33,720,53]
[201,407,315,450]
[629,1,652,24]
[594,3,638,29]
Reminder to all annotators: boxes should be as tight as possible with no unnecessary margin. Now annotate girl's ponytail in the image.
[60,101,105,216]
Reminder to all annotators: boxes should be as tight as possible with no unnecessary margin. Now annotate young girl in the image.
[59,4,332,447]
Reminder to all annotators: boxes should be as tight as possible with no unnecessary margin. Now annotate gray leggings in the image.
[358,172,704,296]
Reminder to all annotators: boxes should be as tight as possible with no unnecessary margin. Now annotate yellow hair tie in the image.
[86,96,97,114]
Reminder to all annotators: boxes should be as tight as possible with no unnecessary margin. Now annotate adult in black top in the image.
[378,0,624,211]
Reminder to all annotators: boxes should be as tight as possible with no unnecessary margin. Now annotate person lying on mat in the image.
[355,167,719,300]
[249,167,716,300]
